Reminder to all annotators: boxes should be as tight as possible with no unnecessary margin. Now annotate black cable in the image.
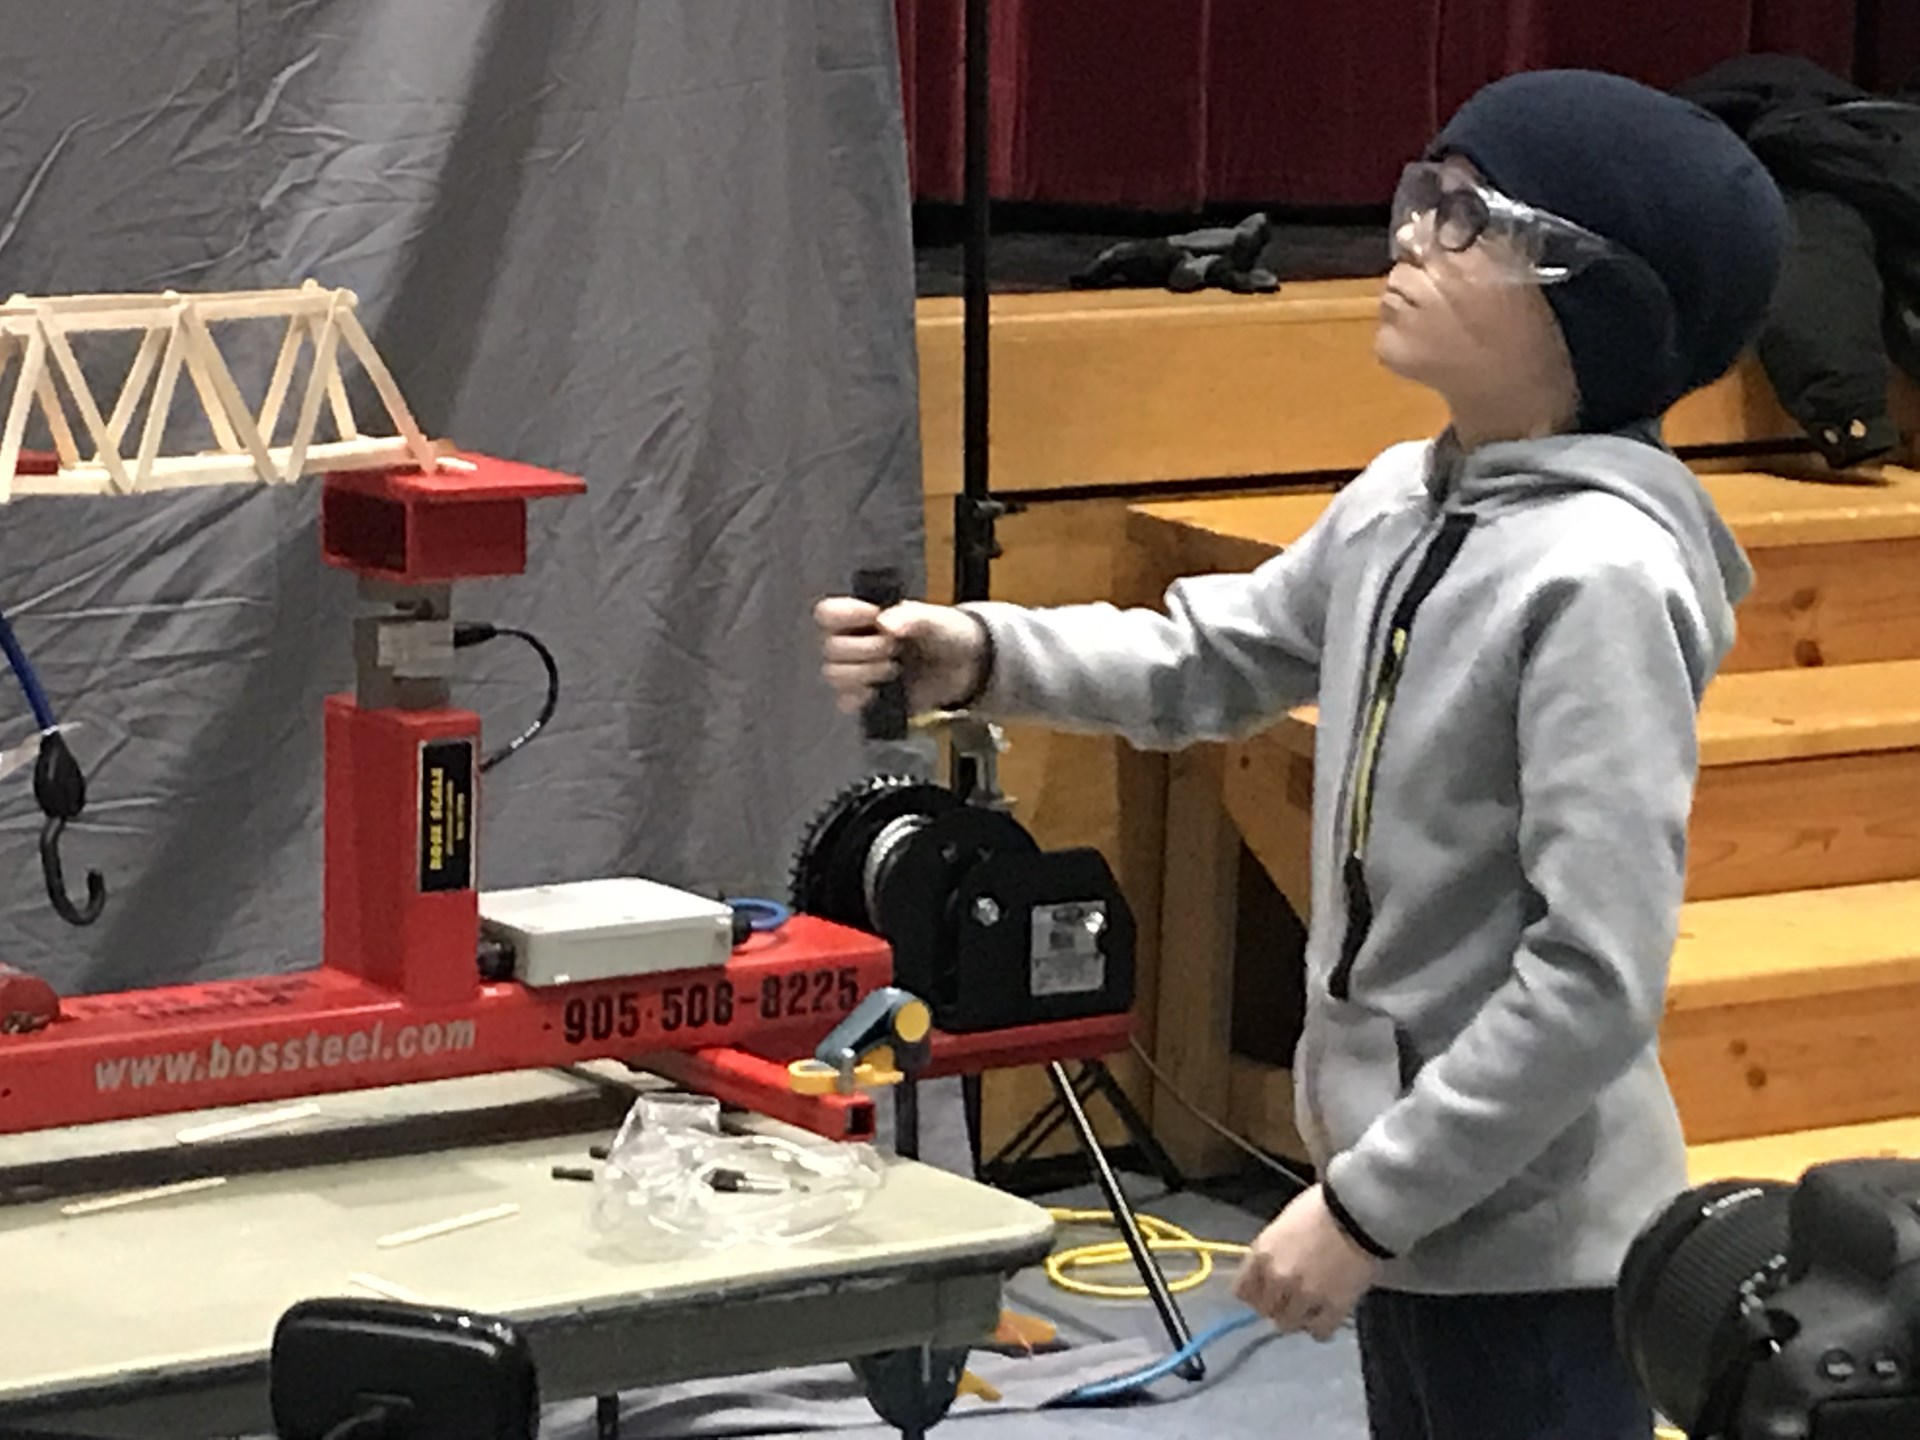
[454,622,560,773]
[1127,1037,1315,1194]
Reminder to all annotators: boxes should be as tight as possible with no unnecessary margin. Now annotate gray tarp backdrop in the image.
[0,0,926,993]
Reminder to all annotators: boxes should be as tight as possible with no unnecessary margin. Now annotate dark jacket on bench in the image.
[1679,55,1920,469]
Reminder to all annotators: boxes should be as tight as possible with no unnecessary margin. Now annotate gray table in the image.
[0,1067,1055,1437]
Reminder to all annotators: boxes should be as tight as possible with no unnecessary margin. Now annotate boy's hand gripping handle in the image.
[851,566,909,741]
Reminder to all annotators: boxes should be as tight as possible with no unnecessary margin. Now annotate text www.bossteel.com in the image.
[92,1019,479,1091]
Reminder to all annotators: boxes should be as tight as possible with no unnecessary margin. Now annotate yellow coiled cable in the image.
[1044,1207,1250,1299]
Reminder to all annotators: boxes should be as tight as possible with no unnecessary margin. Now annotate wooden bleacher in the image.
[1133,469,1920,672]
[915,280,1834,494]
[916,276,1920,1191]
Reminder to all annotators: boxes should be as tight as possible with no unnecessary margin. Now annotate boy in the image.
[818,71,1785,1439]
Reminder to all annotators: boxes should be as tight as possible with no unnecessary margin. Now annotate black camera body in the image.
[1733,1159,1920,1439]
[1620,1157,1920,1440]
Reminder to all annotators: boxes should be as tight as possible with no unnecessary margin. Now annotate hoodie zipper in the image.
[1326,528,1431,881]
[1328,509,1476,1001]
[1324,440,1465,879]
[1324,517,1433,1000]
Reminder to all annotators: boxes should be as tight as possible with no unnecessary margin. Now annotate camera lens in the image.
[1615,1178,1795,1434]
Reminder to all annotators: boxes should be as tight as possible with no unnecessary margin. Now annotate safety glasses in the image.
[1390,161,1622,285]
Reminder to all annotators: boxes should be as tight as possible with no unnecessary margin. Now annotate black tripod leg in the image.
[895,1078,921,1162]
[985,1094,1066,1172]
[1084,1059,1186,1193]
[1046,1060,1203,1380]
[982,1064,1099,1174]
[962,1073,984,1173]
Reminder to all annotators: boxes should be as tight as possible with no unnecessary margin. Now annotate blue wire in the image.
[1047,1309,1263,1407]
[0,608,56,733]
[729,897,791,932]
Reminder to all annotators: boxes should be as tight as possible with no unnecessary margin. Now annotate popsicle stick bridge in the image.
[0,280,440,501]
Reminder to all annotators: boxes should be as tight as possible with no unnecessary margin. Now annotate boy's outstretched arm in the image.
[1320,554,1705,1257]
[958,494,1351,751]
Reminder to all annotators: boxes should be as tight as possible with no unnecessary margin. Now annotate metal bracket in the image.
[353,576,453,710]
[912,711,1012,811]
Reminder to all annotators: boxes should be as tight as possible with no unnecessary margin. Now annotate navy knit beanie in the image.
[1430,70,1787,433]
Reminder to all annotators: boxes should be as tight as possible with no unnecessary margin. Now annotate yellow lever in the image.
[787,988,932,1095]
[788,1051,905,1094]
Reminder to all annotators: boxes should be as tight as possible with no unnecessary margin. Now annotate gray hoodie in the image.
[964,430,1753,1294]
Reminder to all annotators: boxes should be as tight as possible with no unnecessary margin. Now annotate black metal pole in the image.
[1086,1058,1188,1193]
[1048,1060,1203,1380]
[952,0,993,803]
[959,0,992,595]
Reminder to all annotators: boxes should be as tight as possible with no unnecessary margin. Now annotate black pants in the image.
[1355,1288,1654,1440]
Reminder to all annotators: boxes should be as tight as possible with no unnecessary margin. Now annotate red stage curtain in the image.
[899,0,1871,208]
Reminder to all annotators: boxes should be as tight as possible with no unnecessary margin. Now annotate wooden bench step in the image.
[1231,660,1920,904]
[1221,1046,1920,1184]
[1666,880,1920,1144]
[1225,877,1920,1156]
[1269,657,1920,767]
[1131,470,1920,675]
[1133,467,1920,558]
[1689,662,1920,900]
[1696,658,1920,765]
[1670,880,1920,1011]
[1688,1114,1920,1186]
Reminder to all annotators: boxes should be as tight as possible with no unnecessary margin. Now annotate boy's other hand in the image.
[814,597,987,716]
[1234,1183,1382,1341]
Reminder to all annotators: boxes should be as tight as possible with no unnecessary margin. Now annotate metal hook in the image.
[40,814,104,927]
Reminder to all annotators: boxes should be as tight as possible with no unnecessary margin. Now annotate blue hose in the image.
[0,609,56,733]
[728,897,792,932]
[1047,1309,1263,1407]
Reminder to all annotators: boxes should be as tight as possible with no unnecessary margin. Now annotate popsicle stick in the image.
[61,1176,227,1216]
[282,301,341,482]
[179,309,276,482]
[36,312,132,493]
[335,303,434,470]
[376,1202,520,1249]
[0,328,50,505]
[311,312,359,439]
[133,324,186,492]
[104,327,168,454]
[255,314,306,445]
[179,322,242,455]
[176,1101,321,1144]
[32,360,78,467]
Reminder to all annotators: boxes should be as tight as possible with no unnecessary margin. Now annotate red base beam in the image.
[0,919,891,1135]
[919,1011,1135,1079]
